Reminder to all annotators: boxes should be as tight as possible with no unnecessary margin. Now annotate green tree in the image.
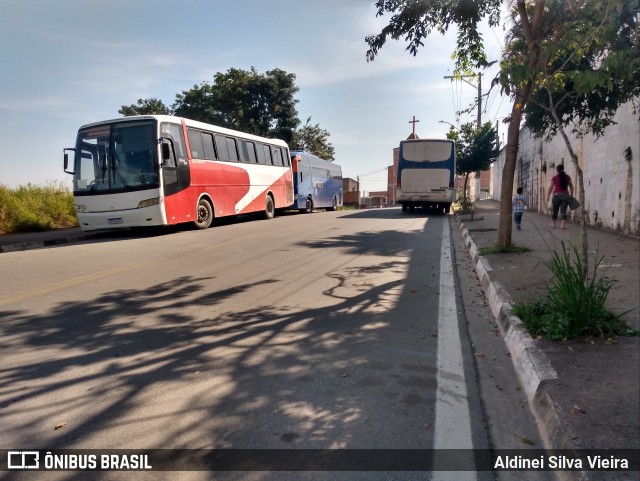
[119,98,171,116]
[170,82,216,123]
[119,68,335,155]
[291,117,336,160]
[366,0,546,248]
[173,67,301,143]
[504,0,640,276]
[366,0,638,249]
[448,122,499,204]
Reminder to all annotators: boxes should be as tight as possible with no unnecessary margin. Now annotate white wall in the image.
[491,101,640,235]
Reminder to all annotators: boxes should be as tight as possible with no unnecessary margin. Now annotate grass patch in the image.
[0,182,78,234]
[479,244,530,255]
[513,240,638,340]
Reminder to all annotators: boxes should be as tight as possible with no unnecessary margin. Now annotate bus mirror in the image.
[161,143,171,162]
[63,148,76,174]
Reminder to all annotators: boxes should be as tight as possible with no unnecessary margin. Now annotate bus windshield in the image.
[73,120,159,194]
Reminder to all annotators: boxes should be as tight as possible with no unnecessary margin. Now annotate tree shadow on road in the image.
[0,216,449,480]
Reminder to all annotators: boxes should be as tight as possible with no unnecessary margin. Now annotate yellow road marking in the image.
[0,223,299,306]
[0,257,163,306]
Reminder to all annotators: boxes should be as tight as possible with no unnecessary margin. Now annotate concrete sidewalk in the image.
[457,199,639,480]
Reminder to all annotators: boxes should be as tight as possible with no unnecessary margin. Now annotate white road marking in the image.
[433,219,477,480]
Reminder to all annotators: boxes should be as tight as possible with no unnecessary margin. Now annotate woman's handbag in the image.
[568,196,581,210]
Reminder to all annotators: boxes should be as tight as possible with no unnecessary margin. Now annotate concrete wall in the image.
[491,101,640,235]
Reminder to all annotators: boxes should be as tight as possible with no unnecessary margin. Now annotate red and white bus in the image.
[64,115,294,231]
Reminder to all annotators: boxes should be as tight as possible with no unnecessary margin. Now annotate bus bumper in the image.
[76,205,166,231]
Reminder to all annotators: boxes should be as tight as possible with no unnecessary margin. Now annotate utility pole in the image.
[445,72,484,202]
[444,73,482,127]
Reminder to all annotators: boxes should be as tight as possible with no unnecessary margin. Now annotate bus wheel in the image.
[264,195,275,219]
[402,204,408,213]
[304,197,313,214]
[444,204,451,214]
[328,197,337,211]
[194,198,213,229]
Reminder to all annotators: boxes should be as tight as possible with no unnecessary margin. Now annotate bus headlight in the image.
[137,197,162,209]
[75,205,87,213]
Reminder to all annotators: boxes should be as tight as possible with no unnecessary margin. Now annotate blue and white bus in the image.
[397,139,456,214]
[290,151,343,212]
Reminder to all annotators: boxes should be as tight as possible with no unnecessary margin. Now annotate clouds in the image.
[0,0,510,190]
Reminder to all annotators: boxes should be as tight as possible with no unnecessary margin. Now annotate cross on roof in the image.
[409,116,420,135]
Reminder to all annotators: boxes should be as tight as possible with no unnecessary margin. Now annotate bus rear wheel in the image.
[302,197,313,214]
[263,195,275,219]
[194,198,213,229]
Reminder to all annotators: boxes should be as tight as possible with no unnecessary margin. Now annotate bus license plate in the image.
[108,218,123,225]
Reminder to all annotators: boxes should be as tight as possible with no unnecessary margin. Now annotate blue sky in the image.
[1,0,510,195]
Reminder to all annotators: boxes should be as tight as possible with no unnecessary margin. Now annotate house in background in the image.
[342,177,359,207]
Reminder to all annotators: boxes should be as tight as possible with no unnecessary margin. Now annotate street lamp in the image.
[439,120,456,130]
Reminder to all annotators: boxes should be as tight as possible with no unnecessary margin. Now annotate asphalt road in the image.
[0,208,550,481]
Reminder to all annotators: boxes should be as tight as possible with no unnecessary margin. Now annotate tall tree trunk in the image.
[497,86,531,248]
[623,149,633,235]
[498,0,544,248]
[576,165,589,280]
[463,173,470,204]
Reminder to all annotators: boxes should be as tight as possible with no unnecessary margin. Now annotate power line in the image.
[359,168,387,177]
[444,73,482,127]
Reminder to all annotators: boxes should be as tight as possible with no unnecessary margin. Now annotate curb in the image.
[0,233,92,253]
[457,217,588,481]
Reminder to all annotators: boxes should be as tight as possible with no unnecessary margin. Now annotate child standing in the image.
[512,187,528,230]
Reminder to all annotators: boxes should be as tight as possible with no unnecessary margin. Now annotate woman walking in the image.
[547,164,574,229]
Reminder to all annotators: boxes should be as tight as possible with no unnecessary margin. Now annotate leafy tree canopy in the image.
[118,98,171,116]
[366,0,639,249]
[366,0,503,73]
[446,121,499,202]
[119,67,335,156]
[498,0,639,275]
[172,67,301,143]
[511,0,640,140]
[290,117,336,161]
[452,121,500,176]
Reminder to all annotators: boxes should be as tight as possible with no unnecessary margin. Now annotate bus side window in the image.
[202,133,216,159]
[214,136,239,162]
[214,135,229,161]
[160,123,185,189]
[256,143,271,165]
[256,143,265,165]
[187,129,204,159]
[271,146,283,166]
[226,137,239,162]
[243,141,257,163]
[161,123,187,162]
